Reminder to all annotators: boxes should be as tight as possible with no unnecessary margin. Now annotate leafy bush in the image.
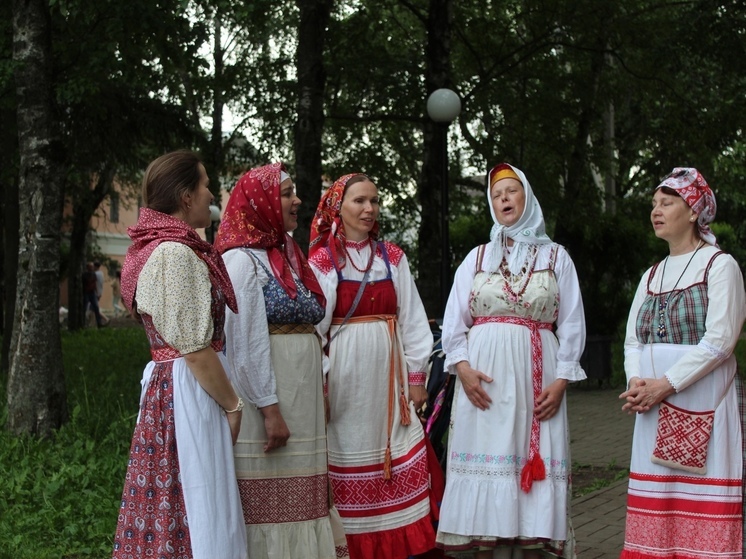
[0,326,148,559]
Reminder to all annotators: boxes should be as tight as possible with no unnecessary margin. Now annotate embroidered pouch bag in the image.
[651,399,715,475]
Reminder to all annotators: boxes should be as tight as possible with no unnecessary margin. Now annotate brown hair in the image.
[142,150,203,215]
[657,186,681,197]
[342,174,372,197]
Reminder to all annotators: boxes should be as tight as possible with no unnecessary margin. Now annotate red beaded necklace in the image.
[344,239,376,273]
[498,244,539,299]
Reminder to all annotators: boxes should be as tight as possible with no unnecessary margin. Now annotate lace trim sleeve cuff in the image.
[556,360,587,382]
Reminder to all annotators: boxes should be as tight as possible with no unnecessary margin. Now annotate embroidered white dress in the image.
[621,245,746,559]
[310,240,438,559]
[436,243,586,556]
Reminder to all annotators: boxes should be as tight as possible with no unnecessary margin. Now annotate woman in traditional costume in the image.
[113,150,246,559]
[215,163,342,559]
[436,163,586,558]
[308,173,442,559]
[619,168,746,559]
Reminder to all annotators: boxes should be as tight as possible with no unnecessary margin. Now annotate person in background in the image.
[82,261,107,328]
[112,150,247,559]
[93,260,104,302]
[436,163,586,558]
[111,270,125,317]
[619,167,746,559]
[215,163,341,559]
[308,173,442,559]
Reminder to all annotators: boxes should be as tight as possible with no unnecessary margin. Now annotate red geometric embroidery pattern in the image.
[329,442,429,517]
[310,249,335,274]
[336,544,350,558]
[238,474,329,524]
[652,401,715,472]
[381,241,404,267]
[624,506,741,558]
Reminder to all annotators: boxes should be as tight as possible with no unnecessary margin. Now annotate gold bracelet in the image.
[225,397,244,414]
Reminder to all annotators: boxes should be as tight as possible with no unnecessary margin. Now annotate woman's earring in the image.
[690,216,696,222]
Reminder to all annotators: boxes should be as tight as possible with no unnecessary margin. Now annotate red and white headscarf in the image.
[121,208,237,314]
[308,173,379,266]
[657,167,717,245]
[214,163,325,306]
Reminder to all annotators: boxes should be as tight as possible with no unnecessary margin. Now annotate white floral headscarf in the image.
[656,167,717,245]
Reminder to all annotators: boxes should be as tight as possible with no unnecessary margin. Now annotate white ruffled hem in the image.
[438,476,567,541]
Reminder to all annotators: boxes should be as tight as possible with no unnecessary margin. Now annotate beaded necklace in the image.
[344,239,376,274]
[656,240,703,339]
[498,244,539,299]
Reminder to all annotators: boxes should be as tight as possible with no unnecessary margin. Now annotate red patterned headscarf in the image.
[308,173,379,267]
[214,163,324,305]
[121,208,237,314]
[657,167,717,245]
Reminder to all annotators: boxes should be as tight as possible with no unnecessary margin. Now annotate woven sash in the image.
[473,315,553,492]
[331,314,411,479]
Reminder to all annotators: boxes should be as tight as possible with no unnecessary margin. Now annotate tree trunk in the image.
[67,167,115,331]
[207,8,225,208]
[1,107,19,373]
[417,0,453,318]
[8,0,68,434]
[293,0,333,252]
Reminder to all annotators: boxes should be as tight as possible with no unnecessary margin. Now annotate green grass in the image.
[0,326,149,559]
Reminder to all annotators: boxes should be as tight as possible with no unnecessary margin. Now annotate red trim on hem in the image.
[345,513,436,559]
[629,471,742,486]
[627,494,741,516]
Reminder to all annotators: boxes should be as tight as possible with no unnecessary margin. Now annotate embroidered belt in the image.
[473,315,553,492]
[330,314,410,480]
[268,323,316,335]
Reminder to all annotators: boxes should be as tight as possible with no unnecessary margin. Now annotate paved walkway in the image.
[568,387,635,558]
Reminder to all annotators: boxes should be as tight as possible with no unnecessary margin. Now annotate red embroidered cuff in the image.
[408,372,426,385]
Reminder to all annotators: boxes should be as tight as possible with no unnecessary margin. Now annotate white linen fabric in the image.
[437,244,585,553]
[310,241,436,557]
[223,247,337,559]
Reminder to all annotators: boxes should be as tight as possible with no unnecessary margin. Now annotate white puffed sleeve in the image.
[223,249,277,408]
[553,246,587,381]
[391,251,433,380]
[310,261,339,378]
[442,246,479,374]
[136,242,213,354]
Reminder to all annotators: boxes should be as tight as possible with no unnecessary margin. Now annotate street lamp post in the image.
[426,88,461,314]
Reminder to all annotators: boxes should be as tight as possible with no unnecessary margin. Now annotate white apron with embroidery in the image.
[438,263,570,542]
